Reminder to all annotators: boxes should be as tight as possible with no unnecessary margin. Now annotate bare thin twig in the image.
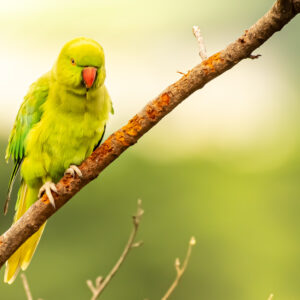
[192,26,208,60]
[21,273,43,300]
[161,236,196,300]
[21,273,44,300]
[21,274,33,300]
[87,199,144,300]
[0,0,299,267]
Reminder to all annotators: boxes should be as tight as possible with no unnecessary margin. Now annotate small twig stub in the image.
[192,26,208,60]
[249,53,262,59]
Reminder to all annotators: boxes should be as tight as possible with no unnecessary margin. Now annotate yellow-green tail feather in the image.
[4,182,46,284]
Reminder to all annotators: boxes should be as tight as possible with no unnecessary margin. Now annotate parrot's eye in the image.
[71,58,76,65]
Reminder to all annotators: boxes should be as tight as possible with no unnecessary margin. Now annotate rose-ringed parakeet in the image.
[4,37,113,284]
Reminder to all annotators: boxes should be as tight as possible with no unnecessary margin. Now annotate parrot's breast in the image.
[22,85,111,186]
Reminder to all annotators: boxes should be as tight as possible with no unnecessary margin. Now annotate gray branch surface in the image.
[0,0,299,268]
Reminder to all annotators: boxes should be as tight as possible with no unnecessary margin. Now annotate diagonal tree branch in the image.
[0,0,299,268]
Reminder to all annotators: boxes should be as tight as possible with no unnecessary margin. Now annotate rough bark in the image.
[0,0,299,268]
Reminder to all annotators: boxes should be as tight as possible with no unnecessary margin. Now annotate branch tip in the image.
[96,276,103,286]
[133,199,144,227]
[189,236,196,246]
[161,236,196,300]
[192,25,208,61]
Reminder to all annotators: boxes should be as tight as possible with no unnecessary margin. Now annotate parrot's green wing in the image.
[4,73,50,214]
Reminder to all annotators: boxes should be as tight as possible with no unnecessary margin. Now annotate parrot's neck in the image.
[48,81,105,115]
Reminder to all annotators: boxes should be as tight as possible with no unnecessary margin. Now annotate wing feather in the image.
[4,73,50,214]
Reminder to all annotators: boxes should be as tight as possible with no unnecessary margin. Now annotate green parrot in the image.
[4,37,113,284]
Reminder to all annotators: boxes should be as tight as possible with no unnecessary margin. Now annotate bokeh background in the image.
[0,0,300,299]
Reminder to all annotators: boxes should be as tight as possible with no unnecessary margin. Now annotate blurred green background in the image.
[0,0,300,299]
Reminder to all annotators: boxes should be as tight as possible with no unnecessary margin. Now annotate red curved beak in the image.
[82,67,97,88]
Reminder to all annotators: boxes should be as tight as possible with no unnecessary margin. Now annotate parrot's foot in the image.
[64,165,83,178]
[38,181,57,208]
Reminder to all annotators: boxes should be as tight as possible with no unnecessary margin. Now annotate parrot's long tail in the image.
[4,181,46,284]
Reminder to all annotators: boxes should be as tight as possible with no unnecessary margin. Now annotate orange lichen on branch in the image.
[41,196,50,205]
[113,130,131,147]
[96,138,114,156]
[125,115,143,137]
[145,93,170,121]
[202,52,224,73]
[146,105,157,120]
[146,93,171,120]
[158,93,170,107]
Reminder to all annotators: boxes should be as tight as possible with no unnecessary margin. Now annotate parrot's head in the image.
[53,37,106,94]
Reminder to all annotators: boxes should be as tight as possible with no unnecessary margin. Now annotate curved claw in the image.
[38,181,57,208]
[64,165,83,178]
